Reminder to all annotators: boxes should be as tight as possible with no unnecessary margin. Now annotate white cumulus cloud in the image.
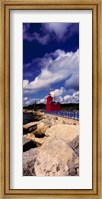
[23,97,39,106]
[38,98,46,104]
[50,87,66,97]
[63,91,79,104]
[23,49,79,93]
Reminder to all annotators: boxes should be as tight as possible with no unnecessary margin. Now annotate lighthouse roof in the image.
[46,94,53,100]
[47,93,51,97]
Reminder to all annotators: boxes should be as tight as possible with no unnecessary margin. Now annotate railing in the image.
[41,110,79,120]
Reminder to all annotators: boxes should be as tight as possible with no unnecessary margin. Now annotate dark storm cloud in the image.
[23,23,79,45]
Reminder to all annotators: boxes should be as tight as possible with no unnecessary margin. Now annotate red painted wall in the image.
[46,94,60,111]
[47,94,53,104]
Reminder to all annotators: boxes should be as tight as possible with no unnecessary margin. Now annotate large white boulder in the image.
[34,136,79,176]
[45,124,79,142]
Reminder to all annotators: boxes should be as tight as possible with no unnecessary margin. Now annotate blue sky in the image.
[23,23,79,106]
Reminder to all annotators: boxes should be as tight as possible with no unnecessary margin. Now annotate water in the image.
[23,111,79,125]
[41,110,79,120]
[23,112,35,124]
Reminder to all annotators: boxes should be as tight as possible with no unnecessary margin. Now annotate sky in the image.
[23,23,79,106]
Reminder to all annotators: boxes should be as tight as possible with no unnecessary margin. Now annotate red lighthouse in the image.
[46,94,60,111]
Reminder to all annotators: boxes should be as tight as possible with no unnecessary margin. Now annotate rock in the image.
[24,133,35,140]
[70,135,79,149]
[34,137,79,176]
[23,136,31,145]
[23,148,38,176]
[23,109,34,113]
[23,122,38,135]
[45,124,79,143]
[41,118,50,124]
[34,137,46,146]
[50,118,57,125]
[37,122,49,133]
[58,119,66,124]
[70,135,79,156]
[23,113,79,176]
[24,132,46,147]
[23,140,38,152]
[67,157,79,176]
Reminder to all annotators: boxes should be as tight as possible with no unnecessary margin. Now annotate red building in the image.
[46,94,60,111]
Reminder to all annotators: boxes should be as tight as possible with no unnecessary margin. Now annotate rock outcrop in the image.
[23,148,38,176]
[23,122,38,135]
[23,111,79,176]
[34,136,79,176]
[45,124,79,142]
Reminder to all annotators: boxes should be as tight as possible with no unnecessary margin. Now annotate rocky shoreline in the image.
[23,110,79,176]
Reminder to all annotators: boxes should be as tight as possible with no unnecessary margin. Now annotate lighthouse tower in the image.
[47,94,53,104]
[46,94,53,111]
[46,94,60,111]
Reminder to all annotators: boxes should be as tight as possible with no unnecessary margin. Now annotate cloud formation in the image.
[23,49,79,93]
[38,98,46,104]
[50,87,66,97]
[43,23,69,40]
[63,91,79,103]
[23,89,79,106]
[37,91,79,105]
[23,97,39,106]
[23,23,79,44]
